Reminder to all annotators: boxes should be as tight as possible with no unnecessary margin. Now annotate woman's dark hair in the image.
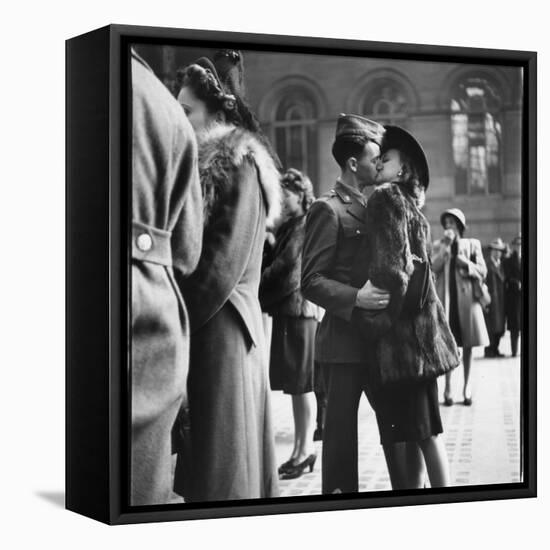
[176,64,244,127]
[382,147,426,206]
[281,168,315,213]
[332,136,370,169]
[177,53,282,170]
[442,214,465,237]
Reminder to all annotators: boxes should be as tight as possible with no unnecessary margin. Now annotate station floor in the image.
[271,335,522,496]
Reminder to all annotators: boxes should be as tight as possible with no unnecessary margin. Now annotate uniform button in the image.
[356,229,361,234]
[344,195,350,201]
[136,233,153,251]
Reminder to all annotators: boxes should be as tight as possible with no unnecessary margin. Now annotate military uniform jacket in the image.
[301,180,366,363]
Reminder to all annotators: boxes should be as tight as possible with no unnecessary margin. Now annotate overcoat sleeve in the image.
[170,125,203,278]
[464,238,488,281]
[177,158,261,332]
[364,185,413,319]
[260,219,302,308]
[431,240,449,274]
[301,200,358,321]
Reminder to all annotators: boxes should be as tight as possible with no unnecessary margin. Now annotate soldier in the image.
[301,114,390,494]
[130,49,203,505]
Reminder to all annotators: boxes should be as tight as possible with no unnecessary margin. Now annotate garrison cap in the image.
[334,113,385,146]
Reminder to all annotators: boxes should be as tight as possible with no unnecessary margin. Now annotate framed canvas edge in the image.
[97,24,537,525]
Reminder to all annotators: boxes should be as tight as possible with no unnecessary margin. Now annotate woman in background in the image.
[260,168,323,479]
[432,209,489,406]
[173,51,281,502]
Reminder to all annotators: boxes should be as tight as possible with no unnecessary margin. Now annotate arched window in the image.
[272,88,318,182]
[450,75,503,195]
[362,78,410,126]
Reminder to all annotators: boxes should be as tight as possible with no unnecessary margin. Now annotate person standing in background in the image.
[173,52,281,502]
[432,209,489,407]
[484,238,507,358]
[260,168,323,479]
[504,235,522,357]
[130,49,203,505]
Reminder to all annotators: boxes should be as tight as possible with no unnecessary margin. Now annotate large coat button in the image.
[136,233,153,251]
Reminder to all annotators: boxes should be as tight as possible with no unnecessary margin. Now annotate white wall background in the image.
[1,0,546,547]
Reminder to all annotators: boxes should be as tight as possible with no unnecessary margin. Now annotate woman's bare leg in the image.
[292,392,317,461]
[405,442,427,488]
[418,435,451,488]
[462,346,473,400]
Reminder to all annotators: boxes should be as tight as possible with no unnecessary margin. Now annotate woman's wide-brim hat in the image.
[382,125,430,189]
[489,237,506,251]
[440,208,467,232]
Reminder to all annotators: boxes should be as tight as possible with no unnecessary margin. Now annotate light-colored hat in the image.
[440,208,467,233]
[489,237,506,251]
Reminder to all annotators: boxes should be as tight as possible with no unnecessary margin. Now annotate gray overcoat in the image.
[175,123,281,502]
[432,237,489,347]
[131,51,203,505]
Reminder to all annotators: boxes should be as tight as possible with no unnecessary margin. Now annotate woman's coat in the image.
[260,215,321,319]
[432,236,490,348]
[352,183,460,385]
[131,51,203,505]
[175,123,281,502]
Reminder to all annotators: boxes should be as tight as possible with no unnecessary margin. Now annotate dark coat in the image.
[176,123,281,502]
[485,257,506,335]
[352,183,460,385]
[432,237,490,347]
[301,180,367,364]
[504,252,522,331]
[260,215,321,319]
[130,51,203,505]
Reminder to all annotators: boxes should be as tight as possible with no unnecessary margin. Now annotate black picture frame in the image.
[66,23,537,525]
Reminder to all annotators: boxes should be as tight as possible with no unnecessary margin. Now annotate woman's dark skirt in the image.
[370,376,443,446]
[269,315,317,395]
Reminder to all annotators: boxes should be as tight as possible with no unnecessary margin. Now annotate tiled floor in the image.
[272,336,522,496]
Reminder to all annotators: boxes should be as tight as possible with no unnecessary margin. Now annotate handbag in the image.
[472,277,491,308]
[401,254,430,316]
[353,212,431,337]
[469,245,491,308]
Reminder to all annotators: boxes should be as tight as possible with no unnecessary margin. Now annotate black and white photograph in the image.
[7,0,549,546]
[129,40,528,507]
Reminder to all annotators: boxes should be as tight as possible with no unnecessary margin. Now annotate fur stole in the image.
[197,124,281,229]
[353,183,459,385]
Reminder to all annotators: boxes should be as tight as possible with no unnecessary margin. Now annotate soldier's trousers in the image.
[320,362,376,494]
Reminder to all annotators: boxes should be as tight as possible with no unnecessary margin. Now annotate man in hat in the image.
[301,113,390,494]
[504,235,522,357]
[484,238,507,358]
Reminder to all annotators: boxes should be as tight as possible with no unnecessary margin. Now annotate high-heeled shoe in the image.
[443,395,454,406]
[278,458,296,475]
[280,454,317,480]
[463,396,473,406]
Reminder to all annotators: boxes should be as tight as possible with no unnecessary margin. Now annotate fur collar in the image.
[197,124,281,229]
